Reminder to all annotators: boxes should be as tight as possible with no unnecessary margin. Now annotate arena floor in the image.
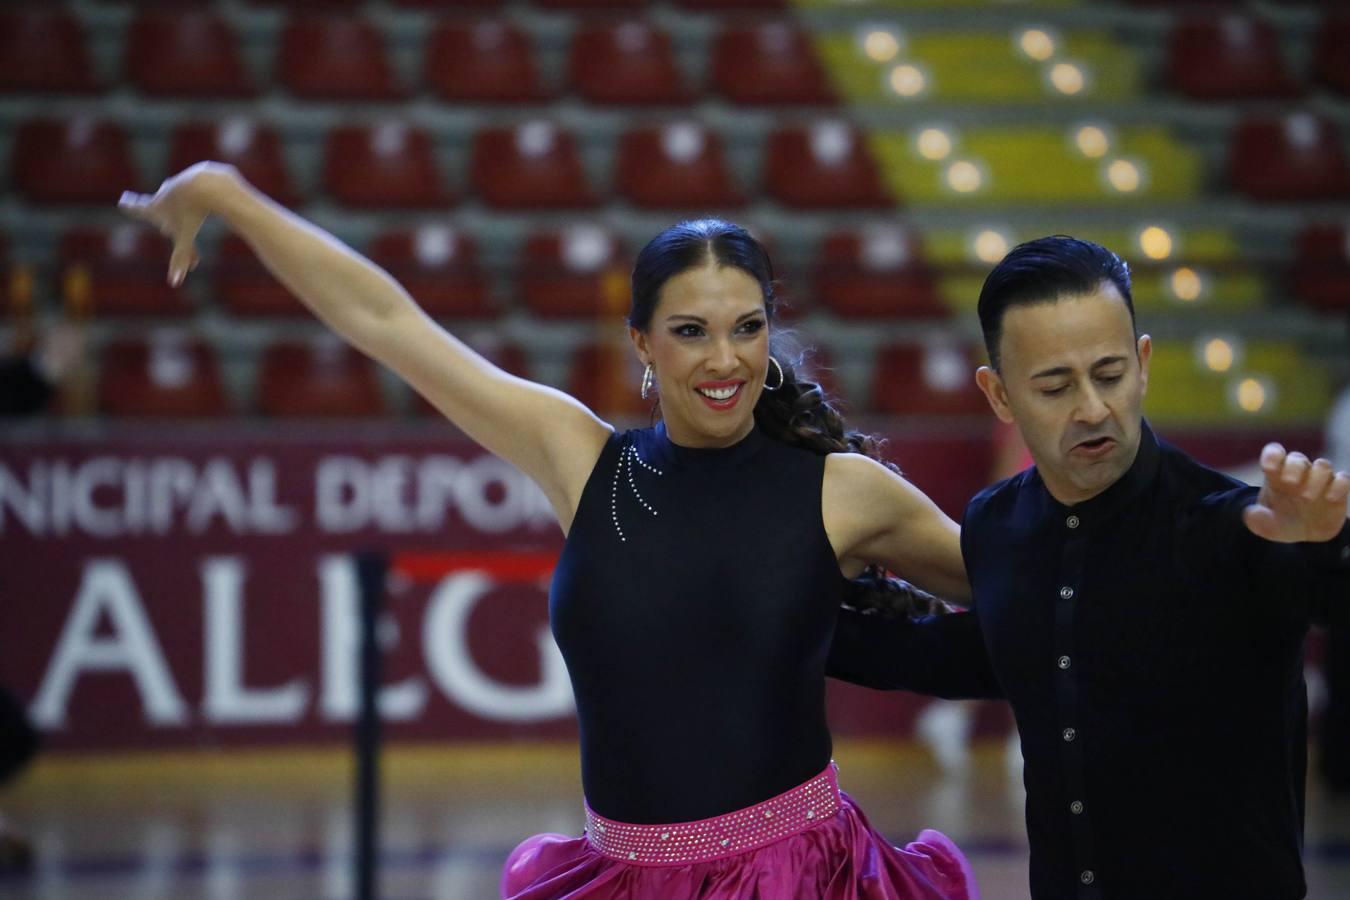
[3,741,1349,899]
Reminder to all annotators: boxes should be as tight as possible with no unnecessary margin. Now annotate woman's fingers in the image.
[120,184,206,286]
[117,190,154,222]
[168,238,198,288]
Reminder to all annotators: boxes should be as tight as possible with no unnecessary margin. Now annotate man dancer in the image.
[829,235,1350,899]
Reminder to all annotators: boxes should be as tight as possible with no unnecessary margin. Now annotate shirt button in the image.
[1059,586,1075,600]
[1066,515,1080,529]
[1080,870,1095,885]
[1058,655,1071,670]
[1070,800,1084,814]
[1340,545,1349,561]
[1062,727,1076,742]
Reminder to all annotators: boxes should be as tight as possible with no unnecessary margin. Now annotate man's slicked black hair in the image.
[977,235,1135,370]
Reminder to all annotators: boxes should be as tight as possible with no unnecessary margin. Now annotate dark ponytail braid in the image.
[631,219,957,619]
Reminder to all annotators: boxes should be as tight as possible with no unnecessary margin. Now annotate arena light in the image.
[1017,28,1056,61]
[862,29,901,63]
[888,64,928,98]
[916,127,954,161]
[1200,337,1237,374]
[945,159,985,193]
[1048,62,1086,96]
[1105,158,1143,193]
[1170,267,1204,302]
[1073,124,1110,159]
[972,228,1012,264]
[1138,226,1174,260]
[1233,376,1273,414]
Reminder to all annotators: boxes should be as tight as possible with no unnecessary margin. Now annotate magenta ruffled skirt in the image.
[501,763,977,899]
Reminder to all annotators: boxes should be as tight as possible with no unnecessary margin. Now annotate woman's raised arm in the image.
[822,453,971,603]
[119,162,612,531]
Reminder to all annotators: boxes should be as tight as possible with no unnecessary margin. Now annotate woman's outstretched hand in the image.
[118,161,239,288]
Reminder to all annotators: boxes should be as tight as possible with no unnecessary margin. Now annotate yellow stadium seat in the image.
[815,29,1136,104]
[923,227,1242,270]
[869,126,1202,204]
[795,0,1078,11]
[1145,341,1332,426]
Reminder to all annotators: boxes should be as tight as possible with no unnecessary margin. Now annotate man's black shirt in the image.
[828,422,1350,899]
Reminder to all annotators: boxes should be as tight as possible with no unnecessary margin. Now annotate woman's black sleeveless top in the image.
[550,422,846,824]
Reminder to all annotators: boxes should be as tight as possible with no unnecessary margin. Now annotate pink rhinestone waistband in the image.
[584,762,841,867]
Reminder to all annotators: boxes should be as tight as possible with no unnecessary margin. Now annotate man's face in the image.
[976,283,1151,505]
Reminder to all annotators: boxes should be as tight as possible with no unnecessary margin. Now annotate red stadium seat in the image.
[871,343,987,416]
[98,336,230,418]
[764,123,890,209]
[12,118,140,205]
[569,22,688,105]
[673,0,787,8]
[0,10,97,94]
[425,20,545,103]
[813,227,946,319]
[257,337,387,418]
[60,225,190,317]
[214,235,303,318]
[616,123,744,209]
[470,122,595,209]
[369,226,494,319]
[395,0,503,7]
[568,338,650,418]
[1313,15,1350,95]
[520,225,630,318]
[710,24,834,105]
[323,123,454,208]
[168,120,298,206]
[278,16,403,100]
[534,0,645,9]
[246,0,360,6]
[126,11,253,98]
[1229,112,1350,201]
[1291,223,1350,314]
[1165,16,1298,100]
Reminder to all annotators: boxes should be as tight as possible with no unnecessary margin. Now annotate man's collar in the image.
[1031,419,1161,522]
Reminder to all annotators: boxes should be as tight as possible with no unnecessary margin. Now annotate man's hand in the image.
[1243,443,1350,543]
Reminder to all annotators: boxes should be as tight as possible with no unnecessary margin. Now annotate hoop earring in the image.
[640,363,655,400]
[763,356,784,392]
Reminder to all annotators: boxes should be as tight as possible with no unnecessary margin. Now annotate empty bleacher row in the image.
[5,7,1350,103]
[1,0,1348,428]
[10,111,1350,210]
[12,220,1350,321]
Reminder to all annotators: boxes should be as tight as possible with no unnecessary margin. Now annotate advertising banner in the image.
[1,425,1315,751]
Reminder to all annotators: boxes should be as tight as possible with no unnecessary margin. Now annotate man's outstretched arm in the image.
[827,605,1003,700]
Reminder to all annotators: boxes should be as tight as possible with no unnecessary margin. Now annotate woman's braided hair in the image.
[629,219,956,618]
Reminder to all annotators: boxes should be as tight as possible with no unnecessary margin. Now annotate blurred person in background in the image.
[118,162,994,900]
[1321,341,1350,791]
[0,322,83,416]
[0,321,81,871]
[912,420,1027,777]
[0,688,39,874]
[829,236,1350,900]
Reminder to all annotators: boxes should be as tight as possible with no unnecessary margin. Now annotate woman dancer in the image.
[120,162,977,899]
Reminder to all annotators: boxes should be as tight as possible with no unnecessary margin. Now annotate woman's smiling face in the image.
[630,262,771,448]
